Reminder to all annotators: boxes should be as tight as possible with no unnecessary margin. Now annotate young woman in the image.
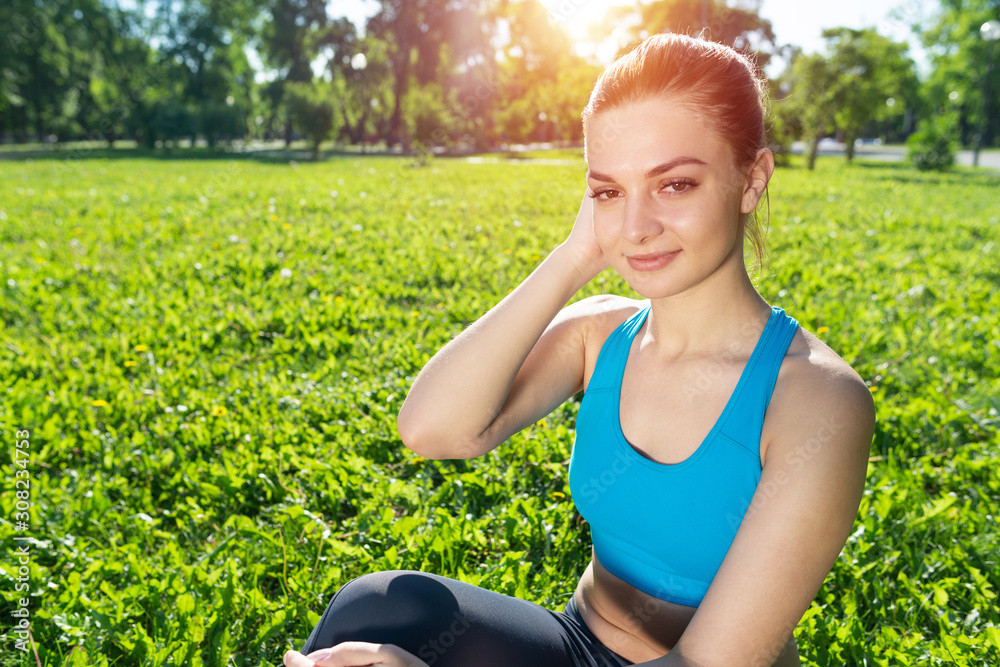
[284,33,875,667]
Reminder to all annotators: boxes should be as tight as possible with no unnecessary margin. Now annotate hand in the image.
[561,190,609,281]
[283,642,431,667]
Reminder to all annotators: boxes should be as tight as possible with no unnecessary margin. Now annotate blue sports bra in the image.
[568,303,799,607]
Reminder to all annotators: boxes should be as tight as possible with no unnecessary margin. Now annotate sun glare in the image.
[539,0,629,42]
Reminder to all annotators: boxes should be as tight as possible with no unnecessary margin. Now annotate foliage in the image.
[403,84,456,147]
[917,0,1000,148]
[607,0,779,69]
[775,52,838,170]
[775,29,918,169]
[906,114,959,171]
[820,27,919,161]
[0,152,998,665]
[284,82,340,160]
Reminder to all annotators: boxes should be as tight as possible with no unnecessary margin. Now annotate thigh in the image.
[300,570,623,667]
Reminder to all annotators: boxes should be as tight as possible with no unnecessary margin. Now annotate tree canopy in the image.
[1,0,996,162]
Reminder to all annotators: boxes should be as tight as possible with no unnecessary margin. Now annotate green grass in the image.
[0,151,998,666]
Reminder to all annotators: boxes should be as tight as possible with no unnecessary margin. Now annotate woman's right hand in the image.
[561,191,610,282]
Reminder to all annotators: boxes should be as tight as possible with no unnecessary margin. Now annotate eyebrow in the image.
[586,156,708,182]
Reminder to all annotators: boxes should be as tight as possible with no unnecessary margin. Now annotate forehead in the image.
[584,96,735,176]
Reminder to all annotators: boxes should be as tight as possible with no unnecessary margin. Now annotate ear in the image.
[740,148,775,215]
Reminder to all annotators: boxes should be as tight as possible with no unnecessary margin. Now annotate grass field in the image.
[1,150,998,666]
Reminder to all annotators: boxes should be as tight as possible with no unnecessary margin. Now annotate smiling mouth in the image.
[626,250,681,272]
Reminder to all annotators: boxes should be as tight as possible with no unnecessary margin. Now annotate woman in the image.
[284,33,875,667]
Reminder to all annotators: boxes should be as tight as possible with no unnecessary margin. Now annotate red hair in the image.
[582,33,771,271]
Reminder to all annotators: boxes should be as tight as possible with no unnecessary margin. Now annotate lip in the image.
[626,249,681,272]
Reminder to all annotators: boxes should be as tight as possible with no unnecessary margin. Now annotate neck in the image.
[641,259,772,360]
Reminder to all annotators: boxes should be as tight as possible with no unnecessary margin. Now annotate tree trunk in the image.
[808,136,820,170]
[387,50,410,148]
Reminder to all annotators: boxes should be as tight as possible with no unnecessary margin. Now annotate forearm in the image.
[396,243,595,459]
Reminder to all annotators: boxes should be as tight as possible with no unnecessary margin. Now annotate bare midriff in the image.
[573,551,697,664]
[574,551,801,665]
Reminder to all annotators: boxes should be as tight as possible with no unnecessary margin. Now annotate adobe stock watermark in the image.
[544,0,599,25]
[725,412,846,533]
[610,582,798,666]
[415,610,471,665]
[681,317,771,403]
[411,66,500,156]
[9,429,37,658]
[576,446,635,505]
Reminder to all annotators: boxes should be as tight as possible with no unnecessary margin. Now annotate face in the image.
[584,95,766,300]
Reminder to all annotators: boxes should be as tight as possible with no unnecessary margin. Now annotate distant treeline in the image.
[1,0,997,163]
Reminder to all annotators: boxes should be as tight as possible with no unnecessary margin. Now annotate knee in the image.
[324,570,461,626]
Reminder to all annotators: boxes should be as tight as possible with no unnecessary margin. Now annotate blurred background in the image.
[0,0,997,165]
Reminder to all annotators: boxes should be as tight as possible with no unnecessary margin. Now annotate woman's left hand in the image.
[283,642,431,667]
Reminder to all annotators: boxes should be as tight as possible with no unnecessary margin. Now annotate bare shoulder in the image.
[762,325,876,464]
[566,293,646,342]
[559,294,647,387]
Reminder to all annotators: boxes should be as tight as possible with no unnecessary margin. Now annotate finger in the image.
[284,649,322,667]
[316,642,385,666]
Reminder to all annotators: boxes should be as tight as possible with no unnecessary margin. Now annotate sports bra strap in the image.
[718,307,799,444]
[586,304,651,393]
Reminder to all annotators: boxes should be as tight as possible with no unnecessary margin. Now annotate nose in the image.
[620,193,663,246]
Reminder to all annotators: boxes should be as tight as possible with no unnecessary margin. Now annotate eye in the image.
[662,179,695,194]
[588,188,622,201]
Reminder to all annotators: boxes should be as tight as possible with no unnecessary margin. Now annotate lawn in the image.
[0,150,998,666]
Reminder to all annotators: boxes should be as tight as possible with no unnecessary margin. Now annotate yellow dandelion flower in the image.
[335,296,344,303]
[91,399,109,407]
[35,257,46,264]
[412,456,426,464]
[869,386,879,393]
[212,405,228,417]
[124,360,137,368]
[134,345,148,352]
[551,491,566,501]
[816,326,830,335]
[283,223,291,229]
[410,310,420,318]
[72,227,83,235]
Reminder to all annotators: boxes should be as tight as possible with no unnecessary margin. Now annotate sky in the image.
[333,0,933,77]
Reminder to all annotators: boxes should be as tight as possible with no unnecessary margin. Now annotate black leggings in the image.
[300,570,634,666]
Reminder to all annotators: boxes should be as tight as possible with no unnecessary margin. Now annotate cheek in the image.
[592,211,618,248]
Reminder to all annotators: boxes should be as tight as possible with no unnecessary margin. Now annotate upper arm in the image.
[665,361,875,666]
[476,294,627,453]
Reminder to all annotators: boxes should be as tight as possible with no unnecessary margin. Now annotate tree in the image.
[367,0,499,149]
[284,80,339,159]
[776,51,839,170]
[259,0,330,146]
[493,0,600,144]
[319,19,394,147]
[1,0,77,141]
[821,27,918,162]
[608,0,779,71]
[773,27,917,169]
[918,0,1000,150]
